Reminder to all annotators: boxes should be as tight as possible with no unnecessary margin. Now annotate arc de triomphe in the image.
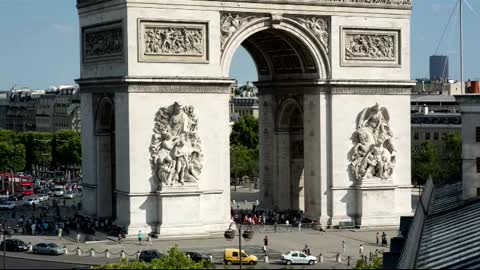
[77,0,413,236]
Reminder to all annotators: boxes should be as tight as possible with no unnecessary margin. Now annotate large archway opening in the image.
[228,27,321,214]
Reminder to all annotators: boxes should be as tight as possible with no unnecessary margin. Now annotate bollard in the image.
[209,255,213,262]
[121,250,126,259]
[64,246,68,255]
[369,252,372,261]
[336,253,341,263]
[347,256,351,266]
[319,254,324,263]
[264,255,269,263]
[76,247,81,256]
[90,248,95,257]
[136,251,140,260]
[105,249,110,258]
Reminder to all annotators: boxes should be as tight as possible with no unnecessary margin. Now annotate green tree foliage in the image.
[412,141,442,185]
[16,132,53,171]
[52,130,81,168]
[93,246,214,269]
[443,133,462,183]
[230,115,258,150]
[0,142,26,172]
[354,255,383,269]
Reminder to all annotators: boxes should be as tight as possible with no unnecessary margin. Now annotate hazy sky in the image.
[0,0,479,89]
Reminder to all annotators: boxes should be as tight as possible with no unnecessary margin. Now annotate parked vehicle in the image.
[36,194,49,202]
[185,251,212,263]
[0,239,28,252]
[46,189,53,196]
[224,249,257,265]
[33,243,65,255]
[281,251,317,265]
[0,201,15,210]
[23,198,40,206]
[53,185,64,197]
[139,250,164,263]
[8,192,24,201]
[63,191,75,199]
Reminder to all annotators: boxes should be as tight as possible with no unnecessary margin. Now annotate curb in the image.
[1,252,116,266]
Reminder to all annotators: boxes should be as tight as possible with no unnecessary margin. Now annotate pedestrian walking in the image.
[376,232,379,245]
[303,245,311,255]
[263,235,269,252]
[138,230,143,245]
[342,240,346,253]
[117,233,122,244]
[147,234,152,246]
[58,227,63,239]
[285,219,290,231]
[274,221,278,233]
[77,232,81,243]
[31,223,36,236]
[381,232,387,246]
[359,244,364,256]
[298,220,302,232]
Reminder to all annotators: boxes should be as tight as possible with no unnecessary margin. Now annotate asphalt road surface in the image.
[0,256,89,269]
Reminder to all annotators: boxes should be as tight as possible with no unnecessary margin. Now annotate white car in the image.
[281,251,317,265]
[0,201,16,210]
[36,194,49,202]
[63,192,75,199]
[53,186,64,197]
[23,198,40,206]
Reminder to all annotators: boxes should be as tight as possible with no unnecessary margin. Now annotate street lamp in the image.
[224,221,254,270]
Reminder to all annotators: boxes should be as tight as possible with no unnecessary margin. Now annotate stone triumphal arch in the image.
[77,0,413,235]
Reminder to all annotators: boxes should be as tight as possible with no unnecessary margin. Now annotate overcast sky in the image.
[0,0,479,89]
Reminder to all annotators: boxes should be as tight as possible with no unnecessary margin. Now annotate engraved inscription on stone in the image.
[149,102,203,188]
[342,28,400,66]
[82,21,123,63]
[348,103,396,183]
[139,20,208,63]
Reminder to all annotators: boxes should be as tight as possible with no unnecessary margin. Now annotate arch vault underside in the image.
[76,0,414,235]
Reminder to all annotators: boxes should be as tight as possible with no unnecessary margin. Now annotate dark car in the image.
[185,251,212,263]
[139,249,164,263]
[8,193,24,201]
[0,239,28,252]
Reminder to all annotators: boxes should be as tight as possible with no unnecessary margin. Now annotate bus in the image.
[0,173,34,196]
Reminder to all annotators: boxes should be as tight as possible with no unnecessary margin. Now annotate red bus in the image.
[0,173,34,196]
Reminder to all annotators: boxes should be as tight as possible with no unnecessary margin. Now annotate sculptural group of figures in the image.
[144,26,203,55]
[345,34,395,60]
[349,103,396,181]
[150,102,203,187]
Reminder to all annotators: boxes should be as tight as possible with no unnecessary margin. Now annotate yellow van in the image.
[224,248,258,265]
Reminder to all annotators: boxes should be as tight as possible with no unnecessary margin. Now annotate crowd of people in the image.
[231,208,309,227]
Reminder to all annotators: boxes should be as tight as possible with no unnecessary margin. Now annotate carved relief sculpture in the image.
[221,13,259,50]
[345,33,395,61]
[349,103,396,182]
[139,21,207,63]
[82,22,123,62]
[149,102,203,187]
[293,16,329,52]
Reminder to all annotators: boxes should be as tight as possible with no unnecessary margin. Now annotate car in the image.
[281,251,317,265]
[53,185,64,197]
[23,198,40,206]
[224,249,257,265]
[0,201,16,210]
[8,193,24,201]
[0,239,28,252]
[63,191,75,199]
[36,194,49,202]
[46,189,53,196]
[139,250,164,263]
[32,243,65,255]
[185,251,212,263]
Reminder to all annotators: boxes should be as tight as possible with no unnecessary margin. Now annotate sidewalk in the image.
[6,226,394,268]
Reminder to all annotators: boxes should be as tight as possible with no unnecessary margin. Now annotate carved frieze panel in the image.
[138,20,208,63]
[348,103,396,183]
[149,102,203,188]
[341,28,400,67]
[82,21,123,63]
[221,13,265,51]
[291,16,329,53]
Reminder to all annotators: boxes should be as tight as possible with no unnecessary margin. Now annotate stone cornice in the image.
[199,0,412,9]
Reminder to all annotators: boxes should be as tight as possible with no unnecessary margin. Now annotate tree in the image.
[93,246,214,269]
[443,133,462,184]
[230,115,258,150]
[412,141,442,185]
[0,142,26,172]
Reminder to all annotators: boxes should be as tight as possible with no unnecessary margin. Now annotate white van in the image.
[53,185,64,197]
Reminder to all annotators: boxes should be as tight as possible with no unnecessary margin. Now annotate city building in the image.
[429,55,449,81]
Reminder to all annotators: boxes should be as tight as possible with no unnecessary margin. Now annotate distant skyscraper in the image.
[430,55,449,81]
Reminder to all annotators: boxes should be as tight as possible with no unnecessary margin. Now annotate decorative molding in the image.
[349,103,396,183]
[291,16,329,53]
[341,28,400,67]
[128,84,230,94]
[82,21,123,63]
[205,0,412,9]
[138,20,208,63]
[220,13,264,50]
[258,86,411,95]
[149,102,203,188]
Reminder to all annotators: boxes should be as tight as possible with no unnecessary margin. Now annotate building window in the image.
[425,132,430,140]
[434,132,439,140]
[414,132,419,140]
[476,127,480,142]
[477,157,480,173]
